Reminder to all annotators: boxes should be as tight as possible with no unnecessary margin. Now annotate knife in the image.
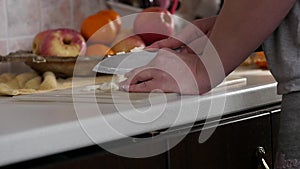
[93,50,157,75]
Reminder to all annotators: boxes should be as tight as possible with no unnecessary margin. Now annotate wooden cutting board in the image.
[13,77,246,104]
[13,87,179,104]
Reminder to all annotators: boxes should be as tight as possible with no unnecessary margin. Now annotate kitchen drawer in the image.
[167,104,280,169]
[3,145,168,169]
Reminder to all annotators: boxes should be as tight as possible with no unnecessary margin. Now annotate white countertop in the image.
[0,66,281,166]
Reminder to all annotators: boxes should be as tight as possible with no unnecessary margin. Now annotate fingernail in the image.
[144,47,158,52]
[119,83,129,91]
[124,72,130,77]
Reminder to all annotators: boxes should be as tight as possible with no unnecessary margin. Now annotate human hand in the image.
[119,48,212,95]
[146,16,217,53]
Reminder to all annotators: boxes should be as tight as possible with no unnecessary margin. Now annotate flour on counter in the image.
[89,47,144,91]
[83,75,127,92]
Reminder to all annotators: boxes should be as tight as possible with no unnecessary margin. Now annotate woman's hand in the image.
[119,48,212,95]
[118,17,219,95]
[146,16,217,52]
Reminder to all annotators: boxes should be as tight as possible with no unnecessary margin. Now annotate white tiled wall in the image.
[0,0,106,72]
[0,0,106,55]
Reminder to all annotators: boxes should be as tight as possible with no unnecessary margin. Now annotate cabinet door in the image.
[168,109,274,169]
[5,138,168,169]
[78,153,167,169]
[270,107,281,166]
[75,138,169,169]
[36,153,167,169]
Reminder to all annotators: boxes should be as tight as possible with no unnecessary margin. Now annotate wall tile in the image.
[7,36,33,53]
[2,0,107,72]
[0,40,9,73]
[0,40,7,55]
[40,0,72,31]
[0,0,7,39]
[6,37,34,73]
[3,38,34,73]
[72,0,104,31]
[7,0,40,37]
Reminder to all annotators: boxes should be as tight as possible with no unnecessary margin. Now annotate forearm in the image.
[208,0,296,75]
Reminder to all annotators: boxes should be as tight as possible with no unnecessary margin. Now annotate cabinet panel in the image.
[5,139,168,169]
[4,106,281,169]
[169,111,273,169]
[78,153,167,169]
[35,154,167,169]
[270,108,281,166]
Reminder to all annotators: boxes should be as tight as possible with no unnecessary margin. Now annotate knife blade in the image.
[93,50,157,75]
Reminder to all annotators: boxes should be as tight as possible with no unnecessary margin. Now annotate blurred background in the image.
[106,0,221,19]
[0,0,221,73]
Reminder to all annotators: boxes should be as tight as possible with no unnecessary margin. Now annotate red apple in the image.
[133,7,175,45]
[111,29,145,53]
[111,35,145,53]
[39,28,87,57]
[32,29,54,55]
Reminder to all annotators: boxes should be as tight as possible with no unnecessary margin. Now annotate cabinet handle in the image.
[256,147,270,169]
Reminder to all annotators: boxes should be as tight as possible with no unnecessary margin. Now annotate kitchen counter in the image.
[0,66,281,167]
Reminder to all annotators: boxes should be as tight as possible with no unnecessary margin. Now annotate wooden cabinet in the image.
[3,105,281,169]
[5,139,169,169]
[168,109,274,169]
[39,153,168,169]
[4,145,168,169]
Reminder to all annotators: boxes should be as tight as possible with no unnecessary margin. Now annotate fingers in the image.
[170,17,216,46]
[156,37,208,55]
[119,67,154,91]
[125,67,154,84]
[145,37,184,51]
[119,68,178,93]
[145,17,216,53]
[183,36,208,55]
[192,16,217,35]
[128,80,159,93]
